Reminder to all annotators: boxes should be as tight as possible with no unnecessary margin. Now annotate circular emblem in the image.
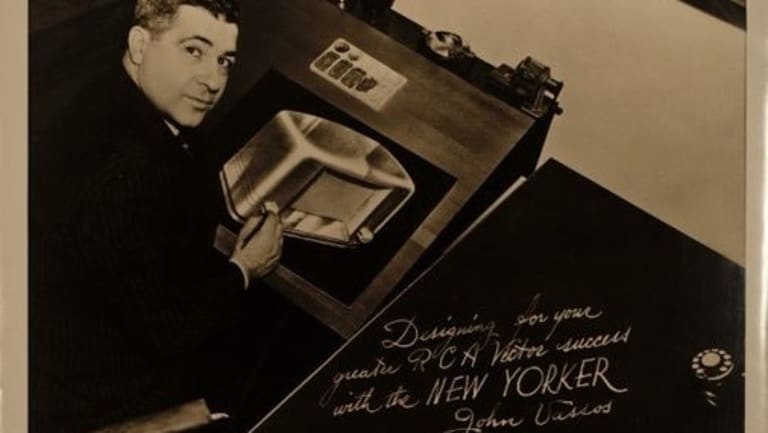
[691,348,734,382]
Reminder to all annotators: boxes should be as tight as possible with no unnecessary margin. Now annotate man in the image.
[30,1,284,431]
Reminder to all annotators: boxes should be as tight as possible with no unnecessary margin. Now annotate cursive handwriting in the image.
[555,326,632,353]
[444,405,524,433]
[534,398,613,426]
[545,305,603,340]
[490,338,549,366]
[381,315,498,351]
[320,358,401,407]
[332,387,382,416]
[318,298,631,428]
[331,385,421,417]
[514,294,549,331]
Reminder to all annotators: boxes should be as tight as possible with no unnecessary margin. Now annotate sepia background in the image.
[395,0,745,266]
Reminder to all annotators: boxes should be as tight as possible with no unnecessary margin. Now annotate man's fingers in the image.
[240,215,263,237]
[256,253,280,278]
[237,215,264,248]
[260,211,282,236]
[269,238,283,261]
[233,201,284,279]
[248,213,282,249]
[262,200,280,215]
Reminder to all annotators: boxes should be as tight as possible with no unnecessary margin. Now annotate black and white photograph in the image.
[2,0,759,432]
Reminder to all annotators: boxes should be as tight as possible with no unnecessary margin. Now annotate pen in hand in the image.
[239,200,280,246]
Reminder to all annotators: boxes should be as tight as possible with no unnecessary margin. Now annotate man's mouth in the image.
[185,96,215,110]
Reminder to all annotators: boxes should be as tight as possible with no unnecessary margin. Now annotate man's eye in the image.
[185,46,203,58]
[219,57,236,71]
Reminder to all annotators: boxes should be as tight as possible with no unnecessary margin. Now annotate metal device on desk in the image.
[420,30,476,75]
[325,0,563,119]
[488,57,564,117]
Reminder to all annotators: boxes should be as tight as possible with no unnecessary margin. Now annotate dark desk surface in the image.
[249,159,744,433]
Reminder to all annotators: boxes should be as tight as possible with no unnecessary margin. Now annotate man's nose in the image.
[197,62,226,94]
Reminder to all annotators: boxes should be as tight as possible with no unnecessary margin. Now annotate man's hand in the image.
[230,203,283,283]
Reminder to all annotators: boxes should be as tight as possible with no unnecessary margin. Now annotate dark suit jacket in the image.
[30,63,262,432]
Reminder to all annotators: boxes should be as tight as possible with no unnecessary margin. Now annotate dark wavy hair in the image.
[134,0,239,33]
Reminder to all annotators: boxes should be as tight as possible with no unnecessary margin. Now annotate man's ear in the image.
[126,25,150,65]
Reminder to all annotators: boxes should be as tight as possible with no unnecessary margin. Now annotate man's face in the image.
[135,5,238,128]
